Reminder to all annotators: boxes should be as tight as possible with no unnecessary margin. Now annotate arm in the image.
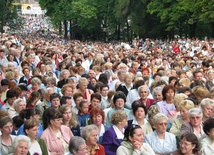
[169,119,181,136]
[180,123,191,137]
[116,146,129,155]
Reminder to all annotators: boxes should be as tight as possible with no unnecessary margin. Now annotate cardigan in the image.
[102,127,123,155]
[41,125,73,155]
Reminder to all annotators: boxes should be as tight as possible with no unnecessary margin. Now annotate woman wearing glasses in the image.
[171,133,201,155]
[145,113,177,155]
[116,124,155,155]
[41,107,74,155]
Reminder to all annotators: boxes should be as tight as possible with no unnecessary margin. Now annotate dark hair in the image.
[169,76,177,84]
[1,79,10,86]
[100,84,109,91]
[178,86,192,95]
[98,73,108,85]
[132,102,147,116]
[79,100,88,108]
[24,119,39,135]
[12,116,24,129]
[134,80,145,89]
[73,92,83,102]
[113,91,126,105]
[50,93,61,102]
[26,91,40,107]
[60,96,71,105]
[180,133,200,153]
[90,108,105,124]
[19,108,40,120]
[6,89,18,99]
[162,85,175,100]
[124,124,142,141]
[42,107,62,130]
[0,116,13,128]
[91,93,101,102]
[203,118,214,135]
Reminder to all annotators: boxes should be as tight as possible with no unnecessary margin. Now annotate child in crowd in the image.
[78,100,90,127]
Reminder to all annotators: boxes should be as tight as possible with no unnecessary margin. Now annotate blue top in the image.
[17,123,43,137]
[78,114,90,127]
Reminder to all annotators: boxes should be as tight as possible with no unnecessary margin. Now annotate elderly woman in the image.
[102,110,127,155]
[172,133,201,155]
[200,98,214,122]
[106,91,131,127]
[61,84,73,98]
[82,124,105,155]
[24,119,49,155]
[200,118,214,154]
[157,85,176,116]
[46,77,61,94]
[138,85,154,110]
[0,116,16,154]
[90,108,108,143]
[57,69,70,88]
[152,86,163,104]
[68,136,88,155]
[180,108,204,139]
[128,100,147,129]
[19,67,31,85]
[11,98,26,118]
[59,104,80,136]
[145,113,177,154]
[12,135,31,155]
[169,99,195,136]
[116,124,155,155]
[27,77,42,98]
[116,72,135,96]
[41,107,74,155]
[77,77,94,103]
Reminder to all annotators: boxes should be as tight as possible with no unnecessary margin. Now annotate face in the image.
[75,96,84,108]
[115,98,125,110]
[64,87,73,96]
[62,108,72,122]
[179,137,195,155]
[208,73,214,81]
[90,78,97,86]
[155,119,168,134]
[134,107,145,120]
[87,130,98,146]
[32,114,40,121]
[16,101,26,113]
[24,69,30,77]
[180,107,189,120]
[120,118,128,127]
[139,87,149,100]
[202,104,214,119]
[26,125,39,139]
[208,128,214,141]
[80,103,89,114]
[51,98,60,109]
[91,98,100,109]
[65,98,72,106]
[190,114,202,127]
[125,76,133,85]
[8,96,17,105]
[165,89,174,101]
[79,82,88,91]
[92,114,103,126]
[154,91,163,102]
[101,87,109,97]
[51,118,63,129]
[63,71,69,79]
[194,72,203,81]
[14,141,29,155]
[129,128,144,145]
[0,122,13,135]
[74,143,88,155]
[32,83,40,91]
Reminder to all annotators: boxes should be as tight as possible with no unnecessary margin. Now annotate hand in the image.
[132,140,142,150]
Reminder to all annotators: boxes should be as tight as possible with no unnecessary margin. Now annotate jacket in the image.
[40,125,73,155]
[116,141,155,155]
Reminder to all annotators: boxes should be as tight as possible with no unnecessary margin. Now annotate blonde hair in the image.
[180,100,194,110]
[173,93,188,109]
[110,110,127,125]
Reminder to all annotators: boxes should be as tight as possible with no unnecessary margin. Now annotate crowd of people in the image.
[0,33,214,155]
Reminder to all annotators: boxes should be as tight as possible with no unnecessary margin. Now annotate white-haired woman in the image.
[200,98,214,122]
[12,135,31,155]
[138,85,154,110]
[68,136,88,155]
[145,113,177,155]
[180,108,205,139]
[82,124,105,155]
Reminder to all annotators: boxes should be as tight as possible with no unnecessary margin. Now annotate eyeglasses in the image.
[158,122,167,126]
[179,141,192,146]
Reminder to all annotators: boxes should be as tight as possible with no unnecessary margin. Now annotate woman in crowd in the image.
[82,124,105,155]
[24,119,49,155]
[200,98,214,122]
[138,85,154,110]
[128,100,147,129]
[157,85,176,116]
[116,72,135,96]
[169,99,194,136]
[116,124,155,155]
[61,84,73,98]
[200,118,214,154]
[59,104,80,136]
[12,135,31,155]
[68,136,88,155]
[102,110,127,155]
[0,116,16,155]
[152,86,163,104]
[41,107,74,155]
[171,133,201,155]
[145,113,177,154]
[180,108,204,139]
[90,107,108,143]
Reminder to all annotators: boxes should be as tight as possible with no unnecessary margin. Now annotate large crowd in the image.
[0,33,214,155]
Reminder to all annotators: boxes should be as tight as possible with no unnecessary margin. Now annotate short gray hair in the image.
[200,98,214,109]
[153,113,168,124]
[138,85,150,95]
[30,77,41,85]
[13,98,26,110]
[81,124,98,140]
[13,135,31,150]
[188,108,203,118]
[69,136,86,153]
[152,86,163,97]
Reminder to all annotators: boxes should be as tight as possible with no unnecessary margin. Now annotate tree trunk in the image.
[59,22,62,35]
[64,20,68,39]
[189,23,197,38]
